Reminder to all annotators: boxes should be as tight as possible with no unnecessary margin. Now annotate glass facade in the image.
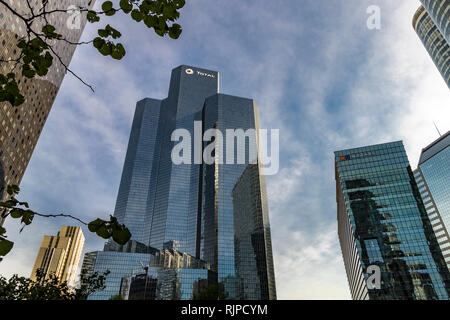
[335,141,450,300]
[201,95,275,299]
[420,0,450,44]
[122,268,214,300]
[112,98,163,244]
[413,5,450,88]
[416,131,450,270]
[88,65,276,300]
[87,251,152,300]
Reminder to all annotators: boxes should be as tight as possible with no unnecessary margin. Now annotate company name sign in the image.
[185,68,215,78]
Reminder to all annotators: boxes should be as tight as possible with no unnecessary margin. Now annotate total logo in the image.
[185,68,215,78]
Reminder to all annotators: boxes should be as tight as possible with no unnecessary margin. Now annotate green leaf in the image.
[98,29,109,38]
[144,15,158,28]
[42,24,62,39]
[7,185,20,196]
[112,227,131,245]
[111,43,126,60]
[99,42,112,56]
[87,10,100,23]
[10,209,23,219]
[93,37,105,49]
[119,0,133,13]
[105,25,121,39]
[88,218,104,232]
[22,65,36,79]
[0,199,18,208]
[18,201,29,208]
[174,0,185,9]
[0,226,6,236]
[163,5,177,20]
[0,239,14,256]
[131,9,143,22]
[96,225,112,239]
[102,1,116,16]
[102,1,113,12]
[168,23,182,39]
[21,211,34,225]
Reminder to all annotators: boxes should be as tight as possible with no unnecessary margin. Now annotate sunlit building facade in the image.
[30,226,85,287]
[87,65,276,300]
[335,141,450,300]
[0,0,94,225]
[414,131,450,271]
[413,5,450,88]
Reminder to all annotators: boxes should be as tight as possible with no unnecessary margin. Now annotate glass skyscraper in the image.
[85,65,276,300]
[335,141,450,300]
[413,4,450,88]
[420,0,450,44]
[414,131,450,271]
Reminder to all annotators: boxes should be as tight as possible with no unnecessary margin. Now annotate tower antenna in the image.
[433,121,442,137]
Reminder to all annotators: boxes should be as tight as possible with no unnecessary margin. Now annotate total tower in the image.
[82,65,276,300]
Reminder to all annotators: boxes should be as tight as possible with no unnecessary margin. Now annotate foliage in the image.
[193,283,229,300]
[0,268,110,300]
[0,185,131,261]
[0,0,185,106]
[75,270,111,299]
[109,294,124,300]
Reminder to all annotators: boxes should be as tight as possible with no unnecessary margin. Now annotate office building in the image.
[87,65,276,300]
[30,226,85,287]
[79,250,99,289]
[413,4,450,88]
[414,131,450,271]
[335,141,450,300]
[0,0,94,225]
[420,0,450,44]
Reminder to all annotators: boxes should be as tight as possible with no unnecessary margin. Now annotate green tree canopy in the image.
[0,268,110,300]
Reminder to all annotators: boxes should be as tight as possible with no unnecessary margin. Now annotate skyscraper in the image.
[413,4,450,88]
[419,0,450,44]
[414,131,450,272]
[87,65,276,300]
[30,226,85,287]
[335,141,450,300]
[0,0,94,225]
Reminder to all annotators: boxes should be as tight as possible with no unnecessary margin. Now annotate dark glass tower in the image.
[414,131,450,271]
[335,141,450,300]
[413,5,450,88]
[87,65,276,300]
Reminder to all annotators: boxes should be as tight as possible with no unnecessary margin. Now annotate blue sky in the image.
[0,0,449,299]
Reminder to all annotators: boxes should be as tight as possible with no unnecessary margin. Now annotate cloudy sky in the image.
[0,0,449,299]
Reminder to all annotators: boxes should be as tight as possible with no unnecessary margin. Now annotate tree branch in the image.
[33,212,88,225]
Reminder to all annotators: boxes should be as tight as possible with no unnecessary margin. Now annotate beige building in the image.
[0,0,94,225]
[30,226,85,287]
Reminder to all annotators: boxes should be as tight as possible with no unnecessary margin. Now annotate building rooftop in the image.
[418,130,450,165]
